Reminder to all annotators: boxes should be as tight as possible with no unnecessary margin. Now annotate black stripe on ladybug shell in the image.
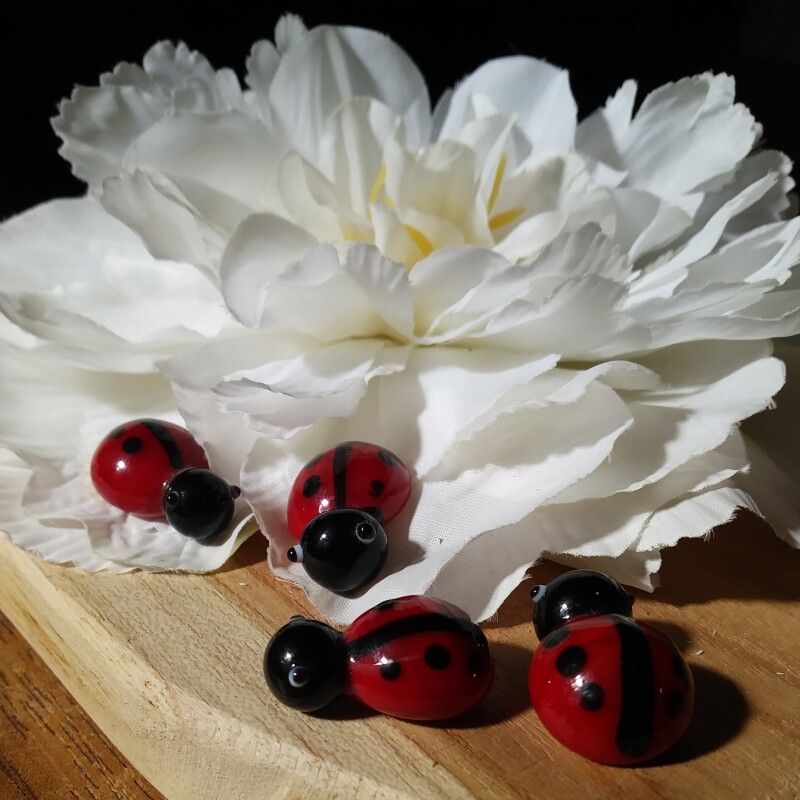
[137,419,186,470]
[332,443,352,509]
[347,612,486,661]
[613,615,655,758]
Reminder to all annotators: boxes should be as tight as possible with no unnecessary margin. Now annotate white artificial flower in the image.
[1,15,799,620]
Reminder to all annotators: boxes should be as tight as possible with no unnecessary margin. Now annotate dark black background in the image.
[3,1,799,220]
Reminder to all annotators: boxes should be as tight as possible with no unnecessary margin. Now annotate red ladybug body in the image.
[287,441,411,538]
[529,613,694,765]
[91,419,208,519]
[264,595,494,721]
[528,570,694,765]
[345,596,494,720]
[91,418,239,540]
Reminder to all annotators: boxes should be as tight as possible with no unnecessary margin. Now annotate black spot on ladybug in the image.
[302,475,322,498]
[379,660,401,680]
[374,599,398,611]
[424,644,451,670]
[666,689,684,717]
[543,627,570,649]
[579,682,605,711]
[378,450,397,467]
[672,654,688,683]
[467,651,487,678]
[556,645,587,677]
[369,479,385,498]
[122,436,143,454]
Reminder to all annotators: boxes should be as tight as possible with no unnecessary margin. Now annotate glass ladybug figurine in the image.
[286,441,411,593]
[264,595,493,721]
[528,569,694,765]
[91,418,240,540]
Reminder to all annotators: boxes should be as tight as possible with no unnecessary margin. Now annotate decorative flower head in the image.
[1,15,798,622]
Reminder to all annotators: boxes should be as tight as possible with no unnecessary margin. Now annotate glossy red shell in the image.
[528,614,694,765]
[344,596,493,721]
[90,419,208,519]
[287,441,411,538]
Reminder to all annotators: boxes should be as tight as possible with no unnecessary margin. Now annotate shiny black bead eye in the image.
[162,468,237,540]
[530,584,546,603]
[287,545,302,563]
[355,520,376,543]
[288,666,310,688]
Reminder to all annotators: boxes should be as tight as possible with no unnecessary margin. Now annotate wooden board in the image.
[1,513,798,800]
[0,611,164,799]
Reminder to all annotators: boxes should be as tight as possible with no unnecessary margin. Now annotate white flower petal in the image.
[0,449,124,572]
[477,274,648,359]
[635,484,756,553]
[219,213,318,326]
[214,339,410,438]
[257,243,414,342]
[608,188,693,262]
[383,137,483,238]
[100,169,223,276]
[409,246,512,336]
[0,344,174,462]
[577,73,760,200]
[376,347,560,476]
[54,41,250,192]
[709,150,795,236]
[492,211,569,262]
[438,56,577,154]
[422,438,749,620]
[245,39,280,94]
[85,508,255,571]
[683,218,800,289]
[54,71,167,190]
[320,98,404,220]
[123,112,283,211]
[269,23,430,161]
[0,197,235,371]
[370,202,465,267]
[736,343,800,546]
[158,333,277,479]
[736,438,800,547]
[277,152,353,242]
[274,14,308,53]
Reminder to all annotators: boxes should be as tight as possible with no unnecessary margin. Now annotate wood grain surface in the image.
[0,512,798,800]
[0,611,164,800]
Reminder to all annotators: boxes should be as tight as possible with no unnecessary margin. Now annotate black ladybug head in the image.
[530,569,635,639]
[263,617,348,712]
[163,468,239,540]
[287,508,388,594]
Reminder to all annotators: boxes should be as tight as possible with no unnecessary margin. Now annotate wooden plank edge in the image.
[0,536,441,800]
